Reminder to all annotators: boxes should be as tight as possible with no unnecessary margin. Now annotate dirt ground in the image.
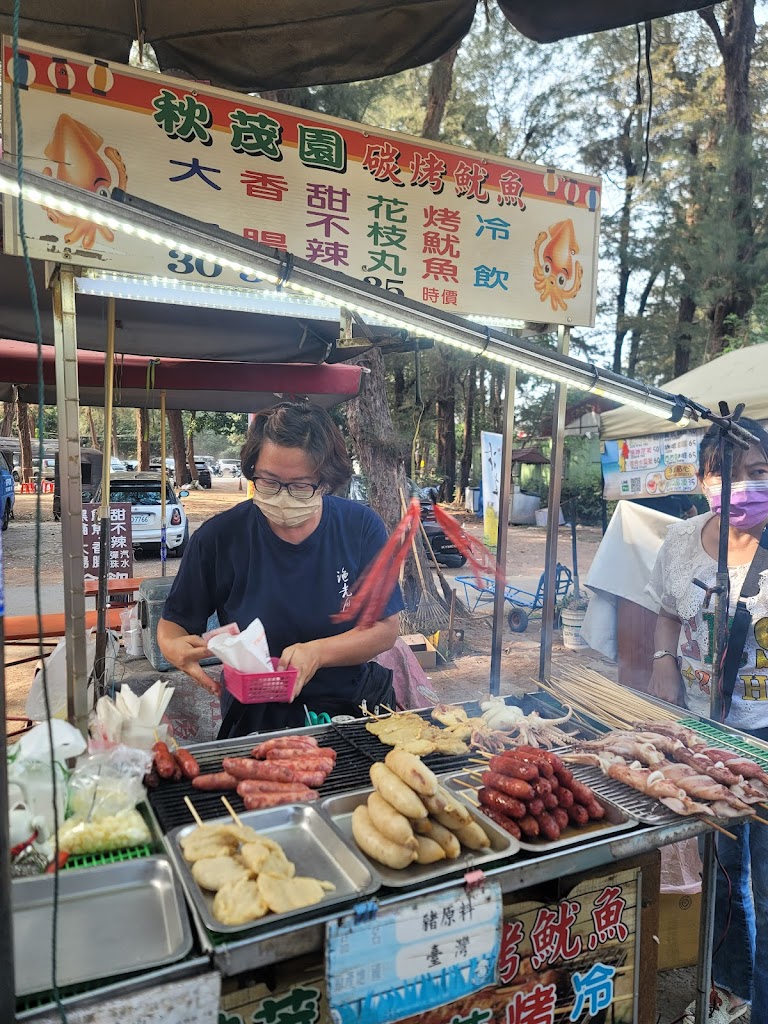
[3,478,613,725]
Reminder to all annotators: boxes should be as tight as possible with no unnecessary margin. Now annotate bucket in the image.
[561,607,588,650]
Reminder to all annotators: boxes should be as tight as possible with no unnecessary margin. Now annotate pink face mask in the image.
[706,480,768,530]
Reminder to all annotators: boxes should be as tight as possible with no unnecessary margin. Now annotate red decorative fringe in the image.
[432,504,501,589]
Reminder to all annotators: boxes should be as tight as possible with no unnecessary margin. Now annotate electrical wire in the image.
[12,0,68,1017]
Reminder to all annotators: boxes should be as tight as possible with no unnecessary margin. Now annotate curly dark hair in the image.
[699,415,768,478]
[240,403,352,491]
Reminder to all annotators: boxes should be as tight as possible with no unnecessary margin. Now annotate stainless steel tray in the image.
[166,803,380,935]
[444,771,637,852]
[321,786,519,889]
[12,856,193,997]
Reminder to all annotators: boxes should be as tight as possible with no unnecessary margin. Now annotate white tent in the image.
[600,343,768,439]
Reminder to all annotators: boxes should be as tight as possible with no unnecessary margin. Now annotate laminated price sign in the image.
[326,883,503,1024]
[81,502,133,581]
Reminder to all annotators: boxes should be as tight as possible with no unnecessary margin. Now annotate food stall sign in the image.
[326,882,503,1023]
[81,502,133,580]
[2,38,601,327]
[481,430,503,548]
[601,430,702,501]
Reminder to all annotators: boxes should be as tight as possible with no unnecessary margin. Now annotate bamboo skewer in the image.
[221,796,243,827]
[184,795,204,827]
[703,819,738,841]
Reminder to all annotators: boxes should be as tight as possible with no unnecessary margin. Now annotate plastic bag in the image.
[7,721,85,840]
[58,746,152,854]
[25,628,118,721]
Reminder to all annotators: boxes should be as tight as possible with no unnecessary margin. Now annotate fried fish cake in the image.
[213,877,269,926]
[191,855,250,892]
[256,874,335,914]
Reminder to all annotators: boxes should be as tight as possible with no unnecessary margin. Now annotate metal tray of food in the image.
[166,803,380,935]
[321,786,519,889]
[444,772,638,852]
[12,856,193,997]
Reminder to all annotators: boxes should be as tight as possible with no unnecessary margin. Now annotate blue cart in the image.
[456,563,573,632]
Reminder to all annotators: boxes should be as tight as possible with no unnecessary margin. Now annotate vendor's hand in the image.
[648,658,685,706]
[163,634,220,697]
[279,642,323,696]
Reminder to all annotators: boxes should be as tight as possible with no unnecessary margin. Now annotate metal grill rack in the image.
[564,761,679,825]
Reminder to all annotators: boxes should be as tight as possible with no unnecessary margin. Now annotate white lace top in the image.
[647,512,768,728]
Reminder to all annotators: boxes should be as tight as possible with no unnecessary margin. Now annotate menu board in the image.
[601,431,702,501]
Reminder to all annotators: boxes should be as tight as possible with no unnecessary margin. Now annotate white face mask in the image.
[253,488,323,528]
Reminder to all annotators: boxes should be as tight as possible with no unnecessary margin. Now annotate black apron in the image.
[217,660,395,739]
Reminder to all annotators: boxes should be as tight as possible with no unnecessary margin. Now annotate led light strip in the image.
[0,162,691,424]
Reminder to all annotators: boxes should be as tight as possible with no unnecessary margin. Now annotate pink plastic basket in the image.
[222,658,299,704]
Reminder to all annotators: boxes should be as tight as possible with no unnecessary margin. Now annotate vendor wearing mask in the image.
[158,403,403,737]
[648,416,768,1024]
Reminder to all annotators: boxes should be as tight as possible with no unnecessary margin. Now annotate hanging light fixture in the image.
[0,162,693,425]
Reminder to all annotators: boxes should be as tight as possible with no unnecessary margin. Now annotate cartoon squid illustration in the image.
[42,114,127,249]
[532,218,583,312]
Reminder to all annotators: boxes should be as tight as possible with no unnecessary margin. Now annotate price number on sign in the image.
[364,276,405,296]
[167,250,262,284]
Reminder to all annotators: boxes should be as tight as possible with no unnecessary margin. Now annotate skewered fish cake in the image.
[213,877,269,925]
[256,873,335,914]
[240,839,296,879]
[191,855,250,891]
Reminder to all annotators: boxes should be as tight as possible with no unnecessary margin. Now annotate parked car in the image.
[219,459,241,476]
[193,458,212,489]
[122,459,139,472]
[111,457,127,472]
[92,472,189,556]
[0,449,15,531]
[344,474,466,568]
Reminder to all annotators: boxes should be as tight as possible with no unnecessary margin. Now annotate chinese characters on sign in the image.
[81,502,133,581]
[601,430,703,501]
[2,37,601,326]
[326,883,503,1024]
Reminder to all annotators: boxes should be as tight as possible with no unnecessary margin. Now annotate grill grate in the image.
[679,718,768,771]
[565,761,678,825]
[148,707,486,834]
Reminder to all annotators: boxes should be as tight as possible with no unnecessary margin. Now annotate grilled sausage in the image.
[568,778,596,807]
[481,771,534,801]
[586,799,605,821]
[542,792,559,810]
[488,756,539,781]
[531,777,553,797]
[503,749,554,778]
[266,747,337,762]
[237,779,315,800]
[241,790,318,810]
[567,803,590,827]
[478,787,526,820]
[538,810,561,842]
[222,758,327,787]
[152,741,176,779]
[174,749,201,780]
[252,735,320,758]
[556,786,574,808]
[479,805,522,840]
[551,807,569,831]
[517,815,540,838]
[526,798,545,818]
[192,771,239,791]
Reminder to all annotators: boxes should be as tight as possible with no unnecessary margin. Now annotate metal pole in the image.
[160,390,167,576]
[490,363,516,695]
[93,297,116,692]
[695,425,736,1024]
[539,325,570,682]
[51,266,88,737]
[0,527,17,1023]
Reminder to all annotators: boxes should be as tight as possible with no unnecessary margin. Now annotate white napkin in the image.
[207,617,272,673]
[92,681,175,748]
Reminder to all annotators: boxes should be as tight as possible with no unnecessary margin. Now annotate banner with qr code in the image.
[3,37,601,327]
[601,431,703,501]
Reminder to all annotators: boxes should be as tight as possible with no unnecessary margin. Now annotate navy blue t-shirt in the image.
[162,495,404,703]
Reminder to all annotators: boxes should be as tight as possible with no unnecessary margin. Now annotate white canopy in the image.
[600,343,768,439]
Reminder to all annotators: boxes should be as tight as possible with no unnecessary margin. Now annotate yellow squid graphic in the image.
[42,114,128,249]
[532,219,583,312]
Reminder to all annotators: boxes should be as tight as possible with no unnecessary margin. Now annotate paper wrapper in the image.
[207,617,272,673]
[91,680,175,749]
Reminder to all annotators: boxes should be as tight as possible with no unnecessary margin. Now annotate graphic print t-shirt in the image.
[647,512,768,728]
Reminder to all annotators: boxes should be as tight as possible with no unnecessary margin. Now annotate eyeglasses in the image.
[253,476,322,499]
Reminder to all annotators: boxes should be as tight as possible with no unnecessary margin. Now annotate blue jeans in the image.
[709,726,768,1021]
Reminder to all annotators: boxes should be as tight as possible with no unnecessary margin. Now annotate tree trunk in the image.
[422,42,461,140]
[16,394,33,483]
[1,398,15,436]
[458,364,477,493]
[434,352,457,501]
[613,105,639,373]
[186,415,199,483]
[167,409,188,484]
[87,407,99,448]
[627,270,659,376]
[699,1,756,354]
[344,347,443,614]
[674,292,697,377]
[136,408,150,470]
[489,367,504,433]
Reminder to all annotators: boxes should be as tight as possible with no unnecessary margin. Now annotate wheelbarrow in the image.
[456,563,573,632]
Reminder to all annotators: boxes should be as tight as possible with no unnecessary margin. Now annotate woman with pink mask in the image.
[647,416,768,1024]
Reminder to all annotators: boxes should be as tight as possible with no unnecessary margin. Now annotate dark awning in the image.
[511,446,550,465]
[0,1,714,93]
[0,340,363,412]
